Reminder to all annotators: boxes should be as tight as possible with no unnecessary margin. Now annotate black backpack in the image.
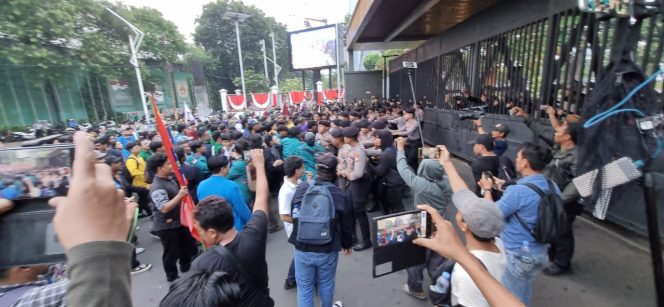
[515,181,568,244]
[120,157,137,188]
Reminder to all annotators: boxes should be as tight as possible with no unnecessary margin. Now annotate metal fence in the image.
[389,9,664,117]
[0,65,201,128]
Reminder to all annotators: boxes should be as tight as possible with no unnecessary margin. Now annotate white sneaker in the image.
[136,247,146,255]
[402,283,427,300]
[131,263,152,275]
[333,301,343,307]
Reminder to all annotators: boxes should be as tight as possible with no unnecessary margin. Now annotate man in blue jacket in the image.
[197,155,252,230]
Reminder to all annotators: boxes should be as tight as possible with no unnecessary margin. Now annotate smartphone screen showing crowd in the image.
[0,146,74,268]
[0,146,73,200]
[372,210,432,278]
[419,147,440,160]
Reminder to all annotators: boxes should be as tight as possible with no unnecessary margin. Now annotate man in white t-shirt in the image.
[278,156,306,290]
[450,189,507,307]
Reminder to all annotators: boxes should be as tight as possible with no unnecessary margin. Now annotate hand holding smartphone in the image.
[372,210,432,277]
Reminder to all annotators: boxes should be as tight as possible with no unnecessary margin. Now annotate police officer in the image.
[356,119,375,148]
[333,128,350,190]
[316,120,333,149]
[340,126,372,251]
[391,107,421,170]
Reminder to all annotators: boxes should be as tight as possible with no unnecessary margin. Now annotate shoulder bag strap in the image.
[213,245,269,297]
[513,183,546,237]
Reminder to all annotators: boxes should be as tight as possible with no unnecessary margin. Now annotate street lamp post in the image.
[104,6,151,123]
[269,32,279,88]
[224,12,251,109]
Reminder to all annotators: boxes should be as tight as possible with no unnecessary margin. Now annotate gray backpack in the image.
[297,182,336,245]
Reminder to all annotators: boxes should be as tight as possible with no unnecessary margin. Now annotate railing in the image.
[389,9,663,118]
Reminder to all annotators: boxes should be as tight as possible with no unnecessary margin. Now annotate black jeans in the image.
[379,183,405,214]
[135,187,153,215]
[548,207,578,268]
[154,227,197,281]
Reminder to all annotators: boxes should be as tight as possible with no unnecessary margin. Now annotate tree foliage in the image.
[194,0,294,93]
[0,0,189,81]
[233,69,269,93]
[363,53,381,71]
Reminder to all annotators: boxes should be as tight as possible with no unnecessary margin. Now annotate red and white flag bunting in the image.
[252,93,271,109]
[227,94,246,110]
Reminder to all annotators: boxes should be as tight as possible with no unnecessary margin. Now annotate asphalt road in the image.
[130,160,657,307]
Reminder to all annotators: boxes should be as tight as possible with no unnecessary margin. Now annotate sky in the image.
[115,0,353,42]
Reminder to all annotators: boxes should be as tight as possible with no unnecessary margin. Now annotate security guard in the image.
[340,126,372,251]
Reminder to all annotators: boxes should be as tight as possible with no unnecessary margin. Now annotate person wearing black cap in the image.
[391,107,421,170]
[340,126,372,251]
[356,119,375,148]
[288,153,353,307]
[472,118,511,156]
[371,119,388,133]
[470,134,500,196]
[349,111,361,125]
[316,120,333,148]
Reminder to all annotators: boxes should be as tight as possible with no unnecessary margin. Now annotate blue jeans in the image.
[294,250,339,307]
[502,248,549,306]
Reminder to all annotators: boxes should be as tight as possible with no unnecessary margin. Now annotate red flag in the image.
[150,94,201,242]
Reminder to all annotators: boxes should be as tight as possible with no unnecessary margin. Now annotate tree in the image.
[363,53,381,71]
[194,0,293,94]
[0,0,193,122]
[233,69,269,93]
[280,77,304,92]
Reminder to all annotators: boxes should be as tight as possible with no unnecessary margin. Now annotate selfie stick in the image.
[404,61,425,148]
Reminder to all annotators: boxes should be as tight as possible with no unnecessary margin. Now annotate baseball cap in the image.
[104,154,123,165]
[342,126,360,138]
[452,189,504,238]
[470,134,494,151]
[493,123,511,136]
[316,153,338,171]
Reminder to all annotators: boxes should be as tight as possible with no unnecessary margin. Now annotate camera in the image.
[458,106,486,121]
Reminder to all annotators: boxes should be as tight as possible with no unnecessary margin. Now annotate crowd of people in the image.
[0,94,584,307]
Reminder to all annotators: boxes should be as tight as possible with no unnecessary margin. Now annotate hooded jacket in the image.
[396,150,452,219]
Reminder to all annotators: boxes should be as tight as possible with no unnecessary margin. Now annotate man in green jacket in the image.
[395,137,453,300]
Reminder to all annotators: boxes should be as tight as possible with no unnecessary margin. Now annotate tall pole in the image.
[270,32,279,88]
[234,19,247,108]
[335,23,342,97]
[261,39,269,81]
[105,6,150,123]
[128,35,150,123]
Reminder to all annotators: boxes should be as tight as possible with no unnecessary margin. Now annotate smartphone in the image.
[372,210,433,277]
[0,197,66,268]
[375,210,432,247]
[243,150,252,162]
[482,171,499,190]
[418,147,440,160]
[0,145,74,268]
[0,145,74,200]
